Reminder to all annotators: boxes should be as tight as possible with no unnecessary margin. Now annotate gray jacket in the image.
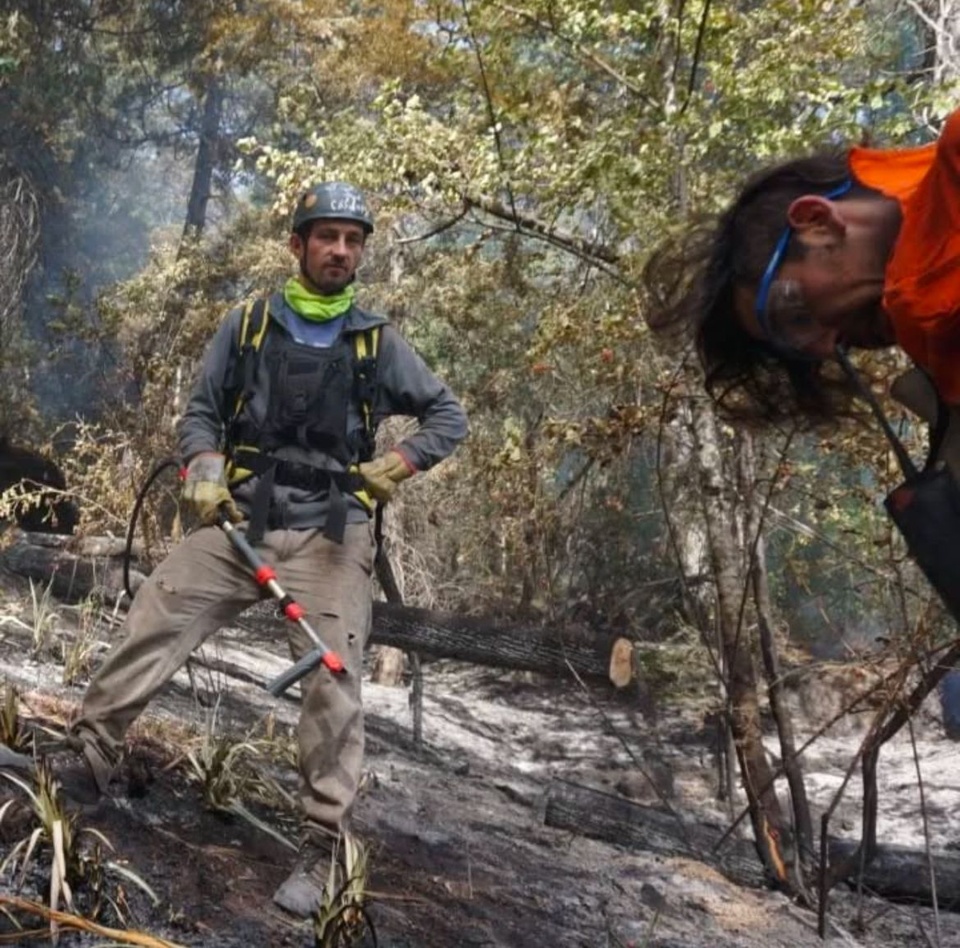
[177,291,468,531]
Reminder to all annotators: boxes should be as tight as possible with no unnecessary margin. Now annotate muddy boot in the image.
[42,738,112,810]
[273,827,356,919]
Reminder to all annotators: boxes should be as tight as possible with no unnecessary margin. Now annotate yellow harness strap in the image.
[354,326,380,441]
[231,298,271,421]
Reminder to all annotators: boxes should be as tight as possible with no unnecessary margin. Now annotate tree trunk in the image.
[182,76,223,240]
[931,0,960,84]
[370,601,632,684]
[0,168,38,358]
[367,226,415,693]
[0,534,144,606]
[827,837,960,908]
[740,431,813,861]
[690,400,789,887]
[370,532,407,687]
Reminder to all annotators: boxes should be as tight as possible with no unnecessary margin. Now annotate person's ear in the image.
[786,195,846,236]
[289,232,305,257]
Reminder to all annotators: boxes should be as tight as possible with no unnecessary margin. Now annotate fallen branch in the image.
[0,895,187,947]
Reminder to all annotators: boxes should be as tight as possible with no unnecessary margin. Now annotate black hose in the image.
[123,456,181,600]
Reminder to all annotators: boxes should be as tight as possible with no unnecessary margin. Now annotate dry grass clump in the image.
[0,761,158,939]
[184,704,298,852]
[313,831,375,948]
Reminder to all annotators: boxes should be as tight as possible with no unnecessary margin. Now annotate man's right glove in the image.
[358,450,416,503]
[181,452,242,526]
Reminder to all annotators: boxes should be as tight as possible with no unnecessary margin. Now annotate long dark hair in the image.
[644,153,863,424]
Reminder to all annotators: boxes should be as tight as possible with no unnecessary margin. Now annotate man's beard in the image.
[301,260,353,295]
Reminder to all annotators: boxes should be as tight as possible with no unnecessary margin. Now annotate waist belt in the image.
[231,449,365,545]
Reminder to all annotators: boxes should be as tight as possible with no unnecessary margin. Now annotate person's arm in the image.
[371,325,468,472]
[177,309,242,461]
[175,310,246,524]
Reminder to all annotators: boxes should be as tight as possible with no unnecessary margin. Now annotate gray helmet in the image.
[291,182,374,235]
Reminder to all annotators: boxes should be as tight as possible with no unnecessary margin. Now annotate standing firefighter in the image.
[56,182,468,917]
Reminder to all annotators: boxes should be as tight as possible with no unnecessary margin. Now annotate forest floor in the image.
[0,558,959,947]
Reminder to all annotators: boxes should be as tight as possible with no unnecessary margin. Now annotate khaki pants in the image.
[72,522,374,831]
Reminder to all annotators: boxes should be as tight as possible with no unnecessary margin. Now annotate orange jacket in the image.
[850,112,960,402]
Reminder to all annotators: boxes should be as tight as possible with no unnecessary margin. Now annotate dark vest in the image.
[223,302,380,542]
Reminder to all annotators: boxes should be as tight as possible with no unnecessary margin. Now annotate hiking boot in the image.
[48,754,102,809]
[43,741,109,810]
[273,827,357,919]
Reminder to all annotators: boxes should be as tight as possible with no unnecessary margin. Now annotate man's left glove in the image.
[358,450,416,503]
[181,452,242,526]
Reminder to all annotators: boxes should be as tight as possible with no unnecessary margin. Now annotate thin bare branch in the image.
[906,714,941,947]
[460,0,520,224]
[677,0,712,118]
[464,194,619,264]
[396,205,470,244]
[494,1,657,105]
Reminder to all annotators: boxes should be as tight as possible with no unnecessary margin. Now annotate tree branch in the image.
[464,194,620,265]
[460,0,520,223]
[396,204,470,244]
[494,2,657,105]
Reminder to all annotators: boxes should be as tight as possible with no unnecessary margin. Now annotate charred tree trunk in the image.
[134,73,224,413]
[0,534,145,605]
[368,233,419,708]
[370,601,632,683]
[182,76,224,241]
[371,526,406,687]
[371,509,424,748]
[827,837,960,909]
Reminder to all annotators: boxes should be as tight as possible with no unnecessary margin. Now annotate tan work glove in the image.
[358,450,415,503]
[181,452,242,526]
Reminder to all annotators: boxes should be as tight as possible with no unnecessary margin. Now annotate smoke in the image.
[23,149,195,423]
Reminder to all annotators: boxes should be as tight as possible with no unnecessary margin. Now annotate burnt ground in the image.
[1,564,960,946]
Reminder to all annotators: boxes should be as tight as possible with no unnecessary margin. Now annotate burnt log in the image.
[544,778,960,907]
[0,535,145,605]
[370,602,633,686]
[543,778,768,888]
[0,537,634,685]
[827,838,960,908]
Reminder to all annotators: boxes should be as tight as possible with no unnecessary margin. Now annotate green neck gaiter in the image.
[284,278,355,322]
